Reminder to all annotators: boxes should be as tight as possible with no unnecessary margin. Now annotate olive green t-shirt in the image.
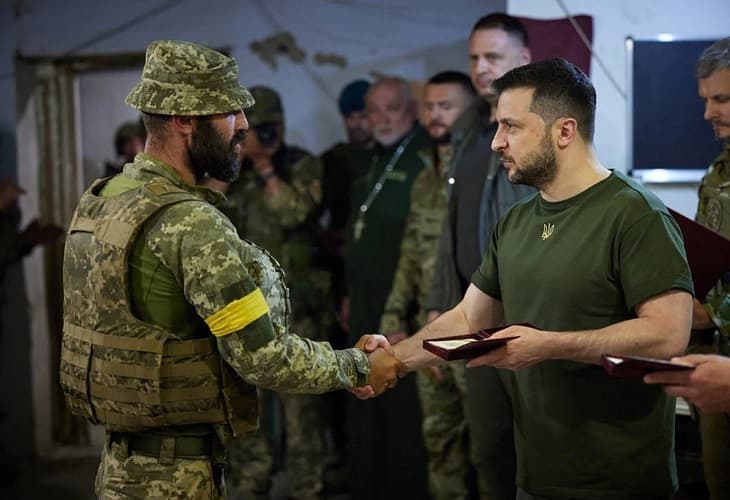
[471,171,693,499]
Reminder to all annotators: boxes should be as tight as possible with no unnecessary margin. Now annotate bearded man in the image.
[59,40,400,499]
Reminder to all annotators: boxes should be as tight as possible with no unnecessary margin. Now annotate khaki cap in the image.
[126,40,254,116]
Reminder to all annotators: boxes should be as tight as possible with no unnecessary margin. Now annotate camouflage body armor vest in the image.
[697,148,730,239]
[60,179,258,439]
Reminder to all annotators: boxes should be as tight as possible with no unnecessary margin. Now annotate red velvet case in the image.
[423,326,519,361]
[669,208,730,298]
[600,353,695,378]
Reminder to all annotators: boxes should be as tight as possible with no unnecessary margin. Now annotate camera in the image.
[253,122,280,148]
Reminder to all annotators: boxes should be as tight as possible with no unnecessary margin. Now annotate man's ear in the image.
[555,117,578,149]
[170,115,195,137]
[520,47,531,65]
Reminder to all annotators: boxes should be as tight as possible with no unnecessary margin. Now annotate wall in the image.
[508,0,730,217]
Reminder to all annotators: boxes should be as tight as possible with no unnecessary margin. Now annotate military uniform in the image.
[59,41,370,500]
[695,143,730,500]
[220,86,333,499]
[379,145,473,500]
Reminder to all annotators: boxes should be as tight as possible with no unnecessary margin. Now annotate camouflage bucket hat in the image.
[126,40,255,116]
[246,86,283,125]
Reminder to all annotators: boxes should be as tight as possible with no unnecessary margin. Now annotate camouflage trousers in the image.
[227,391,325,500]
[700,412,730,500]
[95,438,224,499]
[416,361,473,500]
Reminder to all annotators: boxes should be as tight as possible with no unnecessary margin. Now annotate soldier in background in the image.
[104,119,146,177]
[0,178,63,287]
[344,76,431,500]
[60,41,400,499]
[319,79,373,328]
[317,79,374,483]
[425,14,534,500]
[214,86,334,499]
[645,37,730,500]
[379,71,477,499]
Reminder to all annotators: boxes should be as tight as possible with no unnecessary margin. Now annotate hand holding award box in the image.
[423,325,521,361]
[601,353,695,378]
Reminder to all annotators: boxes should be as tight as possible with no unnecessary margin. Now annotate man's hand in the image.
[366,348,405,396]
[466,324,552,370]
[21,219,64,245]
[349,334,403,399]
[644,354,730,414]
[354,333,394,356]
[0,178,25,213]
[20,219,64,249]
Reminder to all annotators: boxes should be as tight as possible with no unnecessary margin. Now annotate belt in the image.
[109,432,214,460]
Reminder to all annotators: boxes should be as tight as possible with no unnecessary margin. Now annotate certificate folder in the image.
[600,353,694,378]
[668,208,730,298]
[423,326,519,361]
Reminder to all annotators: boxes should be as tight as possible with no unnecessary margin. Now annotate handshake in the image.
[352,334,408,399]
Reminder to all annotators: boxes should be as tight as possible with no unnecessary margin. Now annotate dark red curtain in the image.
[519,15,593,76]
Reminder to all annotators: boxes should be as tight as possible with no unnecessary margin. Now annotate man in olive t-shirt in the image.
[361,59,695,499]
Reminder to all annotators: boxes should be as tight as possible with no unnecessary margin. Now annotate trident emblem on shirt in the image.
[541,223,555,240]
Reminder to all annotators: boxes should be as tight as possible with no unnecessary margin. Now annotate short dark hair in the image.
[114,121,146,156]
[471,13,528,47]
[696,37,730,79]
[427,71,476,98]
[140,112,171,138]
[493,58,596,142]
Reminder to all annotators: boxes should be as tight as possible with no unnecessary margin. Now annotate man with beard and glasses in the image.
[211,85,336,499]
[359,58,694,499]
[645,37,730,500]
[378,70,477,500]
[59,40,402,499]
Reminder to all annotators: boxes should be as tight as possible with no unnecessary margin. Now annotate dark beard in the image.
[507,132,557,189]
[430,131,451,145]
[189,120,243,182]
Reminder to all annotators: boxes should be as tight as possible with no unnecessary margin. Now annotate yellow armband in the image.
[205,288,270,337]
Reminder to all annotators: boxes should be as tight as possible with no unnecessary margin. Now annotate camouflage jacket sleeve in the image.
[146,200,370,393]
[704,279,730,341]
[265,155,322,229]
[380,192,424,334]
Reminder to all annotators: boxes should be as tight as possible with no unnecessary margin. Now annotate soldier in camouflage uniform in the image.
[214,86,332,499]
[59,40,401,500]
[0,179,62,285]
[379,71,476,500]
[674,38,730,500]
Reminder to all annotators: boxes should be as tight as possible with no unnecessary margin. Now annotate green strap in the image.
[61,347,90,371]
[68,216,135,248]
[97,407,226,430]
[89,357,220,380]
[60,371,86,394]
[96,408,165,429]
[65,322,165,354]
[90,381,220,404]
[65,323,217,357]
[164,338,216,356]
